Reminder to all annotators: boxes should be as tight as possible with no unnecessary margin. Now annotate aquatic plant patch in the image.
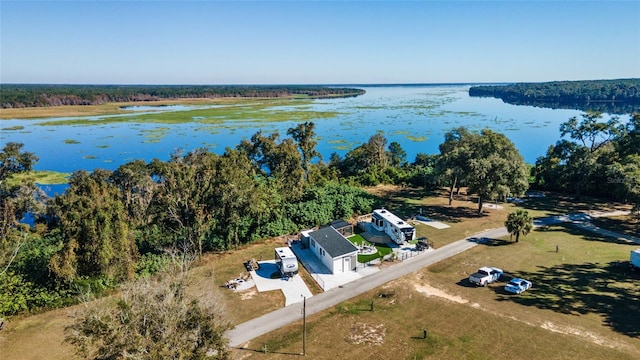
[2,125,25,131]
[405,135,427,142]
[5,170,71,185]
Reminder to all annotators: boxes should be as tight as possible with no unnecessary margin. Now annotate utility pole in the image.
[302,296,307,356]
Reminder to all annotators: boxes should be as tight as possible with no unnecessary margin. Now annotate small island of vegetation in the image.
[469,79,640,114]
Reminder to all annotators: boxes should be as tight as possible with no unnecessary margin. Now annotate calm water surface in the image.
[1,85,626,174]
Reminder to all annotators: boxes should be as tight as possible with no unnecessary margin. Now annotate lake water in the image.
[0,84,628,175]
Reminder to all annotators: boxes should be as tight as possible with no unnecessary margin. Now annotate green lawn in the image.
[348,234,394,263]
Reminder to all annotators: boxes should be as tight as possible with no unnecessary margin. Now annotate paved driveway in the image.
[251,260,312,306]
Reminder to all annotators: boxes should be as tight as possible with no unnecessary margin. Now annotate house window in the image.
[311,239,315,248]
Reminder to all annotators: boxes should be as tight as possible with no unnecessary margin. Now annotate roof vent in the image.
[398,221,403,224]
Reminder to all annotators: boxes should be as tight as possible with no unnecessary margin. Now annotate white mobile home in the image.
[301,226,358,274]
[371,208,415,245]
[275,247,299,276]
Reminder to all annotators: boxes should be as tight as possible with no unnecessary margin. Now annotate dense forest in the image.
[532,112,640,201]
[1,112,639,318]
[0,84,366,108]
[469,79,640,114]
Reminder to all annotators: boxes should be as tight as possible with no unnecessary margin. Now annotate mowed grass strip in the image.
[237,226,640,359]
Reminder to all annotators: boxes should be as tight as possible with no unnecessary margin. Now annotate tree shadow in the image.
[370,186,490,224]
[423,205,487,224]
[483,238,513,247]
[456,278,479,288]
[538,224,635,245]
[591,216,640,239]
[466,237,514,247]
[518,191,628,217]
[496,261,640,337]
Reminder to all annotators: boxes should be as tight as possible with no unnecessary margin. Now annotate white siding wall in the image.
[316,244,334,273]
[333,258,342,273]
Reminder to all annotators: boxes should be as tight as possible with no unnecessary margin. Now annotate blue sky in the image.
[1,1,639,84]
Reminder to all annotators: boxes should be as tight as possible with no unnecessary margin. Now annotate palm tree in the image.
[505,210,533,242]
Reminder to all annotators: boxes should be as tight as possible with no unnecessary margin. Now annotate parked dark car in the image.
[415,238,432,251]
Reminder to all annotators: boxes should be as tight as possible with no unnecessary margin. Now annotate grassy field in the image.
[235,225,640,359]
[2,187,638,360]
[368,185,634,246]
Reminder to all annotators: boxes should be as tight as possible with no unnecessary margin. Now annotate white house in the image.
[300,226,358,274]
[371,208,415,244]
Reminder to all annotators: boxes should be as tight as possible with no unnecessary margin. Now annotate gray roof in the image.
[330,219,352,230]
[309,226,358,258]
[320,219,352,230]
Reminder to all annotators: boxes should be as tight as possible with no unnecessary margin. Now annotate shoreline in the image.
[0,97,301,120]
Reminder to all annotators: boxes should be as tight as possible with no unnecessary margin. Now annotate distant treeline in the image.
[0,84,366,108]
[469,79,640,114]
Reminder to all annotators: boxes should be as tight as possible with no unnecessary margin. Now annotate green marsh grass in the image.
[2,125,24,131]
[6,170,71,185]
[36,99,343,127]
[405,135,427,142]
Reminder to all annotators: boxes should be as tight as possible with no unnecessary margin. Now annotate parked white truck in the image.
[630,249,640,270]
[469,267,503,286]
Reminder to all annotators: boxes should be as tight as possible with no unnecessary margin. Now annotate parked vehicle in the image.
[469,267,503,286]
[275,247,299,277]
[630,249,640,270]
[415,237,432,251]
[504,278,532,294]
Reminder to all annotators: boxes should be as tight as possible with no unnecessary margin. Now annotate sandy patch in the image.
[483,203,504,210]
[413,283,468,304]
[538,320,632,351]
[239,289,257,300]
[540,321,608,347]
[226,278,255,291]
[347,322,386,345]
